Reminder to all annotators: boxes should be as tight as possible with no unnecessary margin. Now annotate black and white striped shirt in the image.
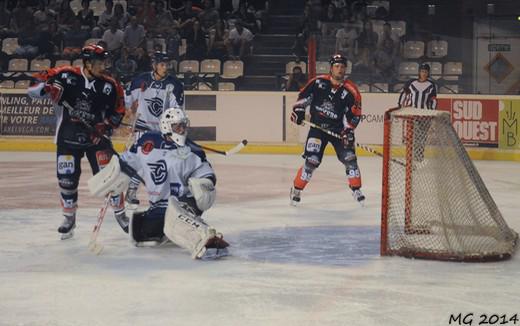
[398,78,437,109]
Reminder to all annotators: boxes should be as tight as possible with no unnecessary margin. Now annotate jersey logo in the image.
[145,97,164,117]
[341,89,348,99]
[103,82,113,95]
[148,160,168,185]
[141,140,154,155]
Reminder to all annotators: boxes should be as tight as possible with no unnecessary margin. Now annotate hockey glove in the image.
[290,106,305,125]
[91,122,113,145]
[341,128,355,149]
[43,81,63,104]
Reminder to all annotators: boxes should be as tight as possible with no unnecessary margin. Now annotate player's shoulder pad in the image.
[343,80,361,98]
[128,72,152,90]
[186,139,208,161]
[136,131,166,150]
[33,66,80,82]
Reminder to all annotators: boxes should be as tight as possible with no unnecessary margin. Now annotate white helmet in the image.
[160,108,189,146]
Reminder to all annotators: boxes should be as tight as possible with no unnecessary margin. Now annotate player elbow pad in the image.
[188,177,216,212]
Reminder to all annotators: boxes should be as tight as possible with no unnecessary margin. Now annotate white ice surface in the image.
[0,153,519,326]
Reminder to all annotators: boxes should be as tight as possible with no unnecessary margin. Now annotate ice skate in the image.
[114,211,129,233]
[352,189,365,207]
[58,214,76,240]
[290,187,302,206]
[125,186,140,206]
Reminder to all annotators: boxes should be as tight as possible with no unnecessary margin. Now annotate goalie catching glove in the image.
[188,177,216,211]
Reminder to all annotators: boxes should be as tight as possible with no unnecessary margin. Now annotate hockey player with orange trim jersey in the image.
[290,54,365,206]
[28,44,127,239]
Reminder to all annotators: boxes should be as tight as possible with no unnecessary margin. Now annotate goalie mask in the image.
[160,108,189,146]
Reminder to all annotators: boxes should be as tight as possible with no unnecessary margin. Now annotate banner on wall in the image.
[0,94,56,136]
[437,98,499,148]
[499,99,520,149]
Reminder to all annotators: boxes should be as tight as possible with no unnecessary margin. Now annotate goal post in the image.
[381,107,518,262]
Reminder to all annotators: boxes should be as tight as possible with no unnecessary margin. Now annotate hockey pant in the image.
[57,143,124,218]
[293,127,362,191]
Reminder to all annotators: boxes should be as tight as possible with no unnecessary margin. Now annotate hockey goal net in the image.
[381,107,518,261]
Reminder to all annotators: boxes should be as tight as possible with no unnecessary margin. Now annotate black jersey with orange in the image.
[36,66,126,147]
[294,75,362,133]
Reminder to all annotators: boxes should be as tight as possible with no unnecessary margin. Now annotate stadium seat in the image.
[371,83,388,93]
[54,60,71,68]
[8,59,28,72]
[197,82,213,91]
[389,20,407,37]
[222,60,244,78]
[30,59,51,71]
[72,59,83,67]
[286,61,307,74]
[0,80,15,88]
[424,61,442,79]
[218,82,236,91]
[179,60,200,73]
[200,59,221,74]
[15,80,30,89]
[358,83,370,93]
[443,62,462,81]
[398,61,419,80]
[316,61,329,74]
[426,40,448,58]
[2,38,18,55]
[403,41,425,59]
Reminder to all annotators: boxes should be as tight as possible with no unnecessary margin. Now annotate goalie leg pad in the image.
[88,155,131,197]
[188,178,216,212]
[130,208,166,245]
[164,197,227,259]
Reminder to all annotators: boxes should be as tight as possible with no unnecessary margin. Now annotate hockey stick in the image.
[301,120,406,167]
[88,194,111,255]
[120,122,248,156]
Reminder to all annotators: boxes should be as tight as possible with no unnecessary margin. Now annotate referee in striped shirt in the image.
[398,63,438,162]
[398,63,437,109]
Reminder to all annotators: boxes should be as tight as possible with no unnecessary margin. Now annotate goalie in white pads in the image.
[88,108,229,260]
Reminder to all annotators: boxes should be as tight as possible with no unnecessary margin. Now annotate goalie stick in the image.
[120,122,248,156]
[88,194,111,255]
[301,120,406,168]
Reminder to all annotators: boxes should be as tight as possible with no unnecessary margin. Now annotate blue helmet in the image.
[152,52,170,64]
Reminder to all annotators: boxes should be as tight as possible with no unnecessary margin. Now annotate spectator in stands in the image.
[36,20,61,57]
[166,27,182,61]
[149,0,176,36]
[124,16,146,52]
[208,19,228,61]
[0,51,8,72]
[217,0,234,19]
[291,32,308,62]
[114,47,137,82]
[0,2,13,38]
[33,0,57,32]
[379,22,398,58]
[373,24,397,83]
[199,0,220,33]
[97,0,114,32]
[230,3,257,33]
[76,0,95,31]
[226,20,254,60]
[351,47,374,83]
[56,0,76,29]
[11,0,34,34]
[318,3,340,36]
[112,3,130,30]
[169,0,186,19]
[185,18,207,61]
[133,47,152,73]
[357,20,378,55]
[335,22,358,59]
[286,66,307,91]
[62,18,90,59]
[102,20,125,55]
[14,29,40,57]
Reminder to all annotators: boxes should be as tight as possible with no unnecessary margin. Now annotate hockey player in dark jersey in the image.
[88,108,229,260]
[290,54,365,206]
[28,44,127,239]
[398,63,437,109]
[124,51,185,206]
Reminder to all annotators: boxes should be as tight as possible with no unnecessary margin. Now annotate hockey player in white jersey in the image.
[88,108,229,260]
[125,51,185,205]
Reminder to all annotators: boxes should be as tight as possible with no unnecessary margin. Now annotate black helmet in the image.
[419,63,431,72]
[152,52,170,64]
[81,44,109,61]
[329,53,348,66]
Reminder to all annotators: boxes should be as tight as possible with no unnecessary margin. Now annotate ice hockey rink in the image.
[0,151,519,326]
